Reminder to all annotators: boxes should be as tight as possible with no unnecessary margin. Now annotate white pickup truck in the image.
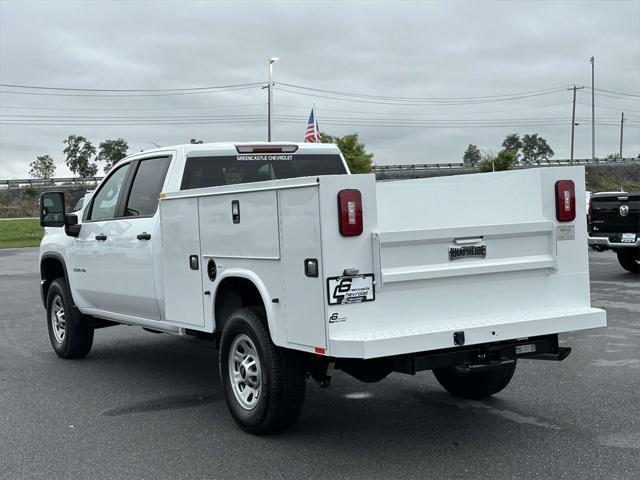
[39,142,606,434]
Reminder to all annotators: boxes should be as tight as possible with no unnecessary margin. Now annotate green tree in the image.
[521,134,554,164]
[501,133,522,160]
[63,135,98,177]
[28,154,56,179]
[479,149,516,172]
[190,138,204,144]
[463,144,482,166]
[98,138,129,173]
[320,132,373,174]
[606,152,621,160]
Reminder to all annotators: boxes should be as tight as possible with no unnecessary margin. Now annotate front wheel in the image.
[219,307,306,434]
[617,249,640,274]
[433,361,516,399]
[46,278,94,358]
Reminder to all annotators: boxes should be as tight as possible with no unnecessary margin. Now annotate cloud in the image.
[0,0,638,178]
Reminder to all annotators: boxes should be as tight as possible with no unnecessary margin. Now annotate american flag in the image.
[304,108,320,143]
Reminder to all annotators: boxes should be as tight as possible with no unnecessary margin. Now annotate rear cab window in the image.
[180,153,347,190]
[124,157,171,217]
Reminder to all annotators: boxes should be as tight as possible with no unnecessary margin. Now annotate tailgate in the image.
[590,193,640,234]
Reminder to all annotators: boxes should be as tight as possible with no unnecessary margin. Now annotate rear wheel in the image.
[433,361,516,399]
[219,307,306,434]
[617,249,640,274]
[46,278,94,358]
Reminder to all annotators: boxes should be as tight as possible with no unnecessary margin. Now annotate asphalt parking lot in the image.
[0,247,638,480]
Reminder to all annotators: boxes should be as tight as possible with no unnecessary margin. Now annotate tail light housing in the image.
[587,196,592,226]
[235,144,298,154]
[555,180,576,222]
[337,189,363,236]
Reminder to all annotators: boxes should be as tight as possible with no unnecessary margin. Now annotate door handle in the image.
[95,234,107,241]
[137,232,151,241]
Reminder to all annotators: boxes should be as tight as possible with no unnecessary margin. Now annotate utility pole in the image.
[619,112,624,160]
[590,56,595,160]
[568,84,584,164]
[267,57,281,142]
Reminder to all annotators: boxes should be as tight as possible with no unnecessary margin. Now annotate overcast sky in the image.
[1,0,639,178]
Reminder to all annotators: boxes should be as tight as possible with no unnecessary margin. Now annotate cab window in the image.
[87,164,130,221]
[124,157,171,217]
[180,154,346,190]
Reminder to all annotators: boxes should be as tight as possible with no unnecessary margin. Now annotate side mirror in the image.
[40,192,65,227]
[40,192,81,237]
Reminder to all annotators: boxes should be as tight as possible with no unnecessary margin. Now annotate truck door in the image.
[69,163,131,312]
[105,156,171,320]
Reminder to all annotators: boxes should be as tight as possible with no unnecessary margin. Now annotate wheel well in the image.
[214,277,265,332]
[40,256,66,303]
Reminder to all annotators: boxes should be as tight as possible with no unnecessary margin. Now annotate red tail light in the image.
[587,196,592,225]
[338,189,363,236]
[555,180,576,222]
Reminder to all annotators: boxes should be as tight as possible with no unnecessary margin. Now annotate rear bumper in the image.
[329,307,606,359]
[588,235,640,249]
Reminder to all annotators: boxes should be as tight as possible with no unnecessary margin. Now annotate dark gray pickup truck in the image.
[588,192,640,273]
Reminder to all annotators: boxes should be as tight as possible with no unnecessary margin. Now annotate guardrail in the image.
[1,156,638,187]
[374,157,640,174]
[0,176,104,189]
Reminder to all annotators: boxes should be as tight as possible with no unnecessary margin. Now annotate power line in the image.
[576,101,640,114]
[0,100,573,116]
[273,118,627,129]
[273,86,566,106]
[0,119,268,126]
[0,103,266,111]
[578,89,640,102]
[0,82,263,93]
[4,114,634,127]
[0,113,267,120]
[278,82,568,101]
[585,86,640,98]
[272,100,573,116]
[0,85,261,97]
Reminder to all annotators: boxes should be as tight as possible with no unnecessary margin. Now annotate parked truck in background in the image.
[39,142,606,434]
[588,191,640,273]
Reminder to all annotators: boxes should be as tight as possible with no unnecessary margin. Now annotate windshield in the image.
[180,154,347,190]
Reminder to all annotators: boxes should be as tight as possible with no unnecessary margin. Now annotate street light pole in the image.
[619,112,624,160]
[590,56,595,159]
[267,57,281,142]
[568,84,584,164]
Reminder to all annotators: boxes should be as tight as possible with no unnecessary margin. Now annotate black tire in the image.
[433,361,516,399]
[46,278,94,359]
[219,307,306,434]
[617,249,640,274]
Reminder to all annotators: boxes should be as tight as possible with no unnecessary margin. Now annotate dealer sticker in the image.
[327,274,375,305]
[556,225,575,241]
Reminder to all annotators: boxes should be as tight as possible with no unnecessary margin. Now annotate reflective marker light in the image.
[555,180,576,222]
[235,144,298,154]
[338,189,363,236]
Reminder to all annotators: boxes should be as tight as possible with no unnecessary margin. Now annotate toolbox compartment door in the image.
[160,196,205,327]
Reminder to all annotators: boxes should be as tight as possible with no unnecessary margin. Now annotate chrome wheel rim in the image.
[50,295,66,343]
[228,334,262,410]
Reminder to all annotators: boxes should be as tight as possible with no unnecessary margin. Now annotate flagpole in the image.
[313,103,318,142]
